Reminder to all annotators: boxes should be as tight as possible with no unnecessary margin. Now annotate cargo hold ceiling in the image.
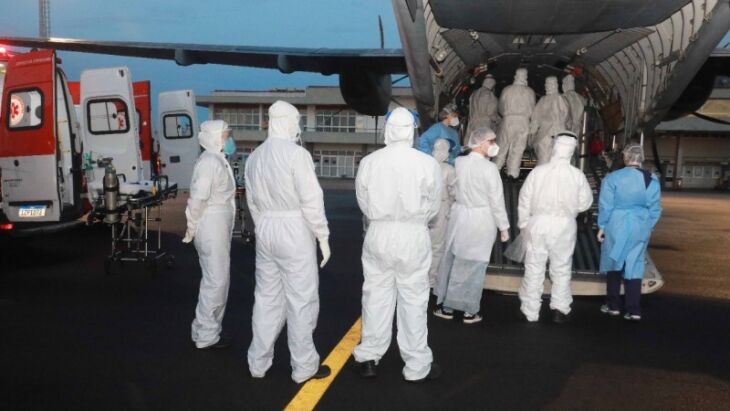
[429,0,692,34]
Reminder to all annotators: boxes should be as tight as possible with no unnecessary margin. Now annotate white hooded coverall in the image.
[245,101,330,383]
[435,151,510,315]
[467,76,500,138]
[562,75,586,136]
[517,135,593,321]
[428,139,457,287]
[353,107,442,381]
[494,68,536,178]
[530,77,570,165]
[187,120,236,348]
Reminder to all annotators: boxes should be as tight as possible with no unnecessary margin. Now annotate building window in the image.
[214,107,260,130]
[313,149,362,178]
[315,108,356,132]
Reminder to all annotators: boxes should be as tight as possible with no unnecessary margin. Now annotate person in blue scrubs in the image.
[417,104,462,164]
[597,144,662,321]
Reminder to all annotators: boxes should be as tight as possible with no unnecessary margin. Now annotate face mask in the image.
[487,143,500,158]
[449,117,460,127]
[223,137,236,156]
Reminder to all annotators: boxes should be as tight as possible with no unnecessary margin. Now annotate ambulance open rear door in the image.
[80,67,142,186]
[157,90,198,189]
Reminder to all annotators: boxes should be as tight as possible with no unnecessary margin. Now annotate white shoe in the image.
[623,313,641,322]
[600,304,620,316]
[462,313,483,324]
[433,307,454,320]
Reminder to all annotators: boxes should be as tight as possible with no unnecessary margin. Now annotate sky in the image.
[0,0,401,121]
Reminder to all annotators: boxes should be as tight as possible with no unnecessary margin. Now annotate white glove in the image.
[318,237,331,268]
[500,230,510,243]
[597,229,605,243]
[182,229,194,244]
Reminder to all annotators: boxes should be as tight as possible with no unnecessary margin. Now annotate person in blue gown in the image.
[597,144,662,321]
[416,104,461,164]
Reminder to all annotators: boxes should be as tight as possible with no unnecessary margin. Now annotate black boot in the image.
[552,310,570,324]
[406,363,441,383]
[195,334,232,350]
[305,365,331,381]
[354,360,377,378]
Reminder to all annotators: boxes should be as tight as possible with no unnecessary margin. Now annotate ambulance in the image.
[0,49,198,235]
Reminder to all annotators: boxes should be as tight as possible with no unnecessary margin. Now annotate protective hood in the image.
[514,68,528,86]
[433,138,450,163]
[268,100,301,142]
[384,107,415,146]
[562,75,576,92]
[545,76,559,95]
[483,75,496,90]
[550,134,577,162]
[198,120,229,152]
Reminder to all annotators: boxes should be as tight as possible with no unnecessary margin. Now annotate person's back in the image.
[531,77,570,165]
[358,145,440,224]
[246,138,314,214]
[353,107,442,382]
[598,144,661,321]
[495,68,536,178]
[455,153,502,208]
[245,100,331,384]
[517,133,593,323]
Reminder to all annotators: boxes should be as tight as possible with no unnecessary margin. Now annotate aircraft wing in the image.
[0,36,408,75]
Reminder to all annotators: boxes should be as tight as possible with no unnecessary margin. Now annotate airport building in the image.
[648,85,730,190]
[196,86,416,179]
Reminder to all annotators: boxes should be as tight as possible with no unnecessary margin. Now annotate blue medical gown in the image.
[416,123,461,164]
[598,167,662,279]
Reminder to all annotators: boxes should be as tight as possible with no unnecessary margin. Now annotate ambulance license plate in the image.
[18,205,46,218]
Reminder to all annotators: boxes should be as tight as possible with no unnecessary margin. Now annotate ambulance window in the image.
[163,114,193,139]
[6,89,44,130]
[87,98,130,135]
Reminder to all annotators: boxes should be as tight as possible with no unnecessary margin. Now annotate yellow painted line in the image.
[284,317,362,411]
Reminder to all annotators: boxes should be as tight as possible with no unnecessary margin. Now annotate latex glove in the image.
[318,237,331,268]
[597,229,605,243]
[182,229,194,244]
[500,230,510,243]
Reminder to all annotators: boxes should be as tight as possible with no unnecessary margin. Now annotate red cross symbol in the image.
[9,96,24,126]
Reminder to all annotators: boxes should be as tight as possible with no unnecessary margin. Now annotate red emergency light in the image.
[0,223,13,230]
[0,47,6,54]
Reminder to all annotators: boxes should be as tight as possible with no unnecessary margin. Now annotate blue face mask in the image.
[223,137,236,156]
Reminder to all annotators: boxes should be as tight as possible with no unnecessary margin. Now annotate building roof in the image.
[656,113,730,134]
[196,85,413,107]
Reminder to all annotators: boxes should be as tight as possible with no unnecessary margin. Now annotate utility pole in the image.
[39,0,50,38]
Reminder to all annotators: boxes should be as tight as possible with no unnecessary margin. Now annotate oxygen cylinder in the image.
[103,163,120,224]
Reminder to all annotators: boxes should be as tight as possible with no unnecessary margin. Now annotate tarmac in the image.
[1,186,729,410]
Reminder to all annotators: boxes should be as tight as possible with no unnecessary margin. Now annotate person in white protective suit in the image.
[434,127,510,324]
[530,76,570,165]
[428,139,457,289]
[245,100,332,383]
[562,75,586,136]
[183,120,236,350]
[466,74,501,138]
[494,68,536,179]
[517,132,593,323]
[352,107,442,382]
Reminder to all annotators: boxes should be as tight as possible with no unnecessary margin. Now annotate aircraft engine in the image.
[339,70,392,116]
